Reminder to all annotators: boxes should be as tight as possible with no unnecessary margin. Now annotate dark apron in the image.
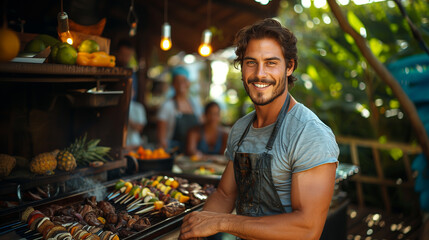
[234,94,290,217]
[170,101,199,153]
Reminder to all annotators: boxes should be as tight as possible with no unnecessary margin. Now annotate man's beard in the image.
[244,74,287,106]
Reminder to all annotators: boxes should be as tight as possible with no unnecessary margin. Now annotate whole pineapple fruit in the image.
[30,152,57,175]
[56,150,77,171]
[0,154,16,178]
[67,133,112,167]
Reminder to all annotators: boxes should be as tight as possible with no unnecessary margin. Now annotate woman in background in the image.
[186,101,228,160]
[157,66,201,153]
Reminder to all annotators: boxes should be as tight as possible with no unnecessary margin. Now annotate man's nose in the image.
[255,64,267,79]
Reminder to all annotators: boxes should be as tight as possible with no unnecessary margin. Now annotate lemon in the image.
[78,39,100,53]
[0,28,20,62]
[24,39,46,53]
[55,43,77,65]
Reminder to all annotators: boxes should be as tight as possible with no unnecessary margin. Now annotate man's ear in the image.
[286,60,295,77]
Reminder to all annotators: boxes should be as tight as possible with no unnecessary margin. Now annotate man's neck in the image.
[253,92,296,128]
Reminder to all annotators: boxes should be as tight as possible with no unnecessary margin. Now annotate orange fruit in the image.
[0,28,20,62]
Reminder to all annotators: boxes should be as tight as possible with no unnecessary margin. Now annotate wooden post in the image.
[350,142,365,208]
[372,147,391,213]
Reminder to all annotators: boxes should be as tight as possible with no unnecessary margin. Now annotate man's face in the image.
[241,38,294,106]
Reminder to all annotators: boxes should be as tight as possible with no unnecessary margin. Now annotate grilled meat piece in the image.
[176,177,188,185]
[41,204,62,217]
[159,193,170,203]
[203,184,216,195]
[51,215,75,224]
[57,206,77,216]
[118,228,135,238]
[118,211,131,221]
[105,223,117,232]
[161,202,185,218]
[106,213,118,224]
[127,217,138,229]
[85,196,98,208]
[79,205,94,218]
[84,212,102,226]
[133,217,151,231]
[98,201,115,215]
[115,218,127,230]
[190,190,208,206]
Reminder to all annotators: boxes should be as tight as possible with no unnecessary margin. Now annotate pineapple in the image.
[30,152,57,175]
[67,133,112,166]
[0,154,16,178]
[56,150,77,171]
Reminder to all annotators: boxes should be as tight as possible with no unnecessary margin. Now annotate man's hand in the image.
[179,211,224,239]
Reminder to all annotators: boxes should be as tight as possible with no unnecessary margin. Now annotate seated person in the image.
[126,89,147,147]
[156,66,202,153]
[186,101,228,160]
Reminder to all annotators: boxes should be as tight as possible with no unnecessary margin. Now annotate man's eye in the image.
[246,61,256,66]
[267,61,277,66]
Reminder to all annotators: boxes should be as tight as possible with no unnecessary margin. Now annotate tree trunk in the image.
[327,0,429,162]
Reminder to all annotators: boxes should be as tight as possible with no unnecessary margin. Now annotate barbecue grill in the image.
[0,172,221,240]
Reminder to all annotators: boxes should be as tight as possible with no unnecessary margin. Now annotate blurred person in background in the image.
[116,39,139,101]
[126,88,147,147]
[157,66,202,153]
[186,101,228,160]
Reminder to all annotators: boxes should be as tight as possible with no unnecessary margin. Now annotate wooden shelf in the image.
[0,62,132,82]
[0,159,127,195]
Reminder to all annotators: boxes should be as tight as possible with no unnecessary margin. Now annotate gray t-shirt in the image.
[225,102,339,213]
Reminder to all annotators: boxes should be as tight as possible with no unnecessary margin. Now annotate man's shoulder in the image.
[288,103,321,125]
[283,103,334,139]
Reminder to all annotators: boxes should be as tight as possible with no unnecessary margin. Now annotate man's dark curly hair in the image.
[233,18,298,88]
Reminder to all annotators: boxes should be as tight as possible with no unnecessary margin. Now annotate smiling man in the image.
[180,18,339,240]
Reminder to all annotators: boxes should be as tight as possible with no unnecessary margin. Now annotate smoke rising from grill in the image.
[66,175,107,201]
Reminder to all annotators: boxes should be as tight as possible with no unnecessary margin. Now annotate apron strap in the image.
[236,94,291,151]
[236,114,256,149]
[266,94,290,151]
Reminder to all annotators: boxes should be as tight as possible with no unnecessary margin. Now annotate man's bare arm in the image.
[180,162,336,240]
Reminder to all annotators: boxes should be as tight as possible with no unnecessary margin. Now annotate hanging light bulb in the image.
[198,29,212,57]
[57,11,73,45]
[160,22,172,51]
[160,0,172,51]
[127,0,138,37]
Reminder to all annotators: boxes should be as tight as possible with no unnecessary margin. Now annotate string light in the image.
[160,0,172,51]
[57,0,73,45]
[198,0,212,57]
